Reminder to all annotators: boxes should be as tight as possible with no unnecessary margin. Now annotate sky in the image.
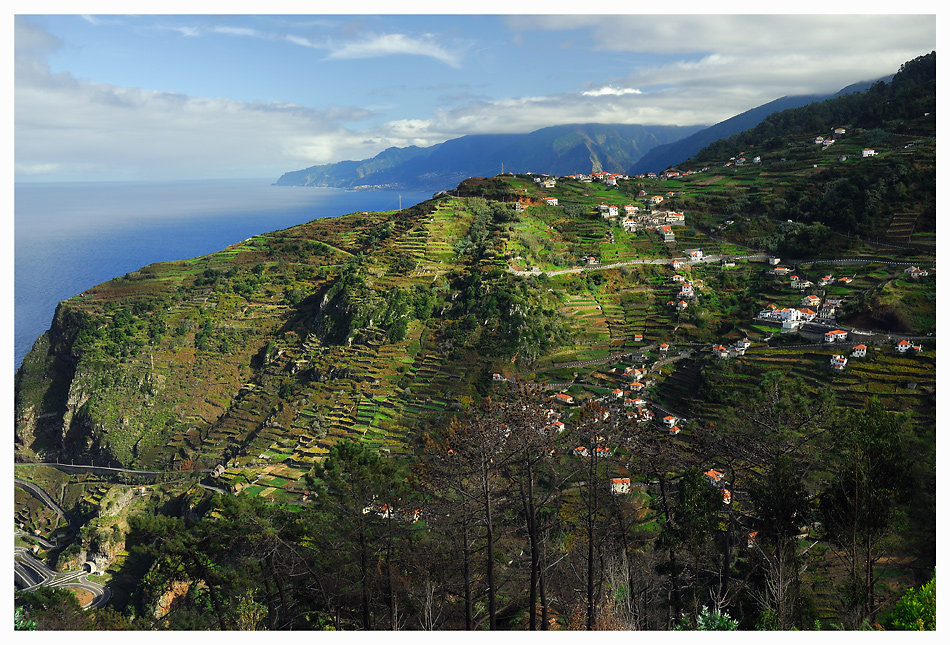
[12,5,939,183]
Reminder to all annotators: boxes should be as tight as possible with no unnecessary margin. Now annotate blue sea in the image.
[14,179,431,370]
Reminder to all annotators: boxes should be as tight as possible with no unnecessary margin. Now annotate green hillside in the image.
[14,54,936,632]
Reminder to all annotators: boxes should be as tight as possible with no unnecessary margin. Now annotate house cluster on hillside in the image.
[711,337,752,360]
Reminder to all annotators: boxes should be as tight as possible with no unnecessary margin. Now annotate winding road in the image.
[14,479,110,609]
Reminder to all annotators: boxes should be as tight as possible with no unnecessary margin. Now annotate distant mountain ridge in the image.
[275,78,891,192]
[627,78,886,175]
[274,123,705,191]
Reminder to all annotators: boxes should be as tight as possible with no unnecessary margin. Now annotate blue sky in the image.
[13,6,938,182]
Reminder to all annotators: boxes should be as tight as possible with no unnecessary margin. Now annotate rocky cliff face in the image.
[14,197,474,471]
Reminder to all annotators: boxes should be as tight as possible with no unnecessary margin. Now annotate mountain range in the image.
[275,79,883,192]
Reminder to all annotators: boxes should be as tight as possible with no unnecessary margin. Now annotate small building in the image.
[830,354,848,371]
[802,294,821,307]
[824,330,849,343]
[610,478,631,495]
[704,469,725,487]
[544,197,559,206]
[573,446,589,457]
[659,343,670,353]
[722,489,732,505]
[554,393,575,405]
[861,148,878,157]
[851,344,867,358]
[492,373,506,382]
[663,415,678,428]
[668,425,681,436]
[712,344,730,360]
[633,333,644,342]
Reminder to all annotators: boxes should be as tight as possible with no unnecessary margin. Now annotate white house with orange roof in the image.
[830,355,848,371]
[610,478,631,495]
[554,392,575,405]
[824,330,849,343]
[851,344,867,358]
[663,415,678,428]
[704,469,725,487]
[668,425,681,436]
[802,294,821,308]
[862,148,878,157]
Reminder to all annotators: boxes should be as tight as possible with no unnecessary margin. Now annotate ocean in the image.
[14,179,431,370]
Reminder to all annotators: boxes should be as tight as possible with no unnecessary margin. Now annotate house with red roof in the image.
[704,469,725,486]
[554,393,575,405]
[851,344,867,358]
[610,478,631,495]
[824,330,849,343]
[830,355,848,371]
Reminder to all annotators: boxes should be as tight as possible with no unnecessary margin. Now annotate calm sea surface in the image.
[15,179,431,370]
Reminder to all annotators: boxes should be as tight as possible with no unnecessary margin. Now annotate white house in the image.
[851,344,867,358]
[895,339,915,353]
[544,197,559,206]
[862,148,878,157]
[830,355,848,371]
[704,469,725,487]
[712,344,730,360]
[802,294,821,308]
[798,308,817,322]
[610,478,631,495]
[687,249,704,261]
[824,330,849,343]
[663,415,678,428]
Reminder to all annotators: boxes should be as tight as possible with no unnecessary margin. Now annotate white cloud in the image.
[582,86,642,97]
[324,33,461,68]
[14,19,389,181]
